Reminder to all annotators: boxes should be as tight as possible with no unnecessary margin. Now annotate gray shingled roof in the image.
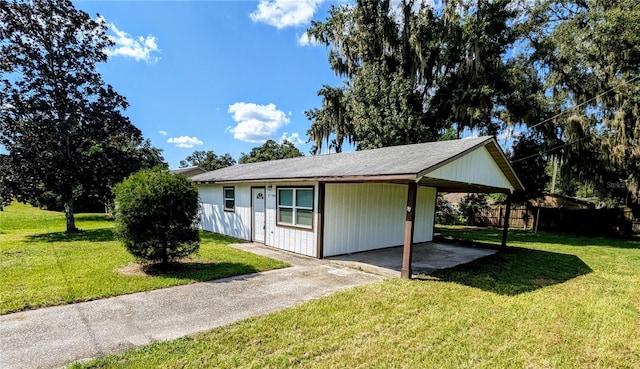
[191,136,523,191]
[170,166,206,177]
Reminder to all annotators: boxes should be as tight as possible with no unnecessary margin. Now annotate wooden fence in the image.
[473,206,534,229]
[471,205,640,236]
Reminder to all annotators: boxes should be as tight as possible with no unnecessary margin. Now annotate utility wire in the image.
[509,74,640,164]
[510,135,592,163]
[527,75,640,131]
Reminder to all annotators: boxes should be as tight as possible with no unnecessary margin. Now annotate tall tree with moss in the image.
[306,0,543,152]
[526,0,640,209]
[0,0,164,230]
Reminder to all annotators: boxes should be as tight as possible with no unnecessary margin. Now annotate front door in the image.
[252,187,266,243]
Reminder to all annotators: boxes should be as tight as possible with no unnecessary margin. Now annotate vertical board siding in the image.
[265,182,318,257]
[414,187,437,243]
[199,182,317,257]
[198,184,251,240]
[323,183,437,256]
[200,181,433,258]
[323,183,406,256]
[427,146,513,190]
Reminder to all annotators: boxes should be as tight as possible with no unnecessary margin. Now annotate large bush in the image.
[435,193,462,225]
[113,168,200,265]
[459,193,490,225]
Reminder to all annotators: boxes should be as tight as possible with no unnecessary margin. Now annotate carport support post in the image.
[501,196,512,248]
[401,182,417,279]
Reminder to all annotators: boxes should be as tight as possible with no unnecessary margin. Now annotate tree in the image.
[525,0,640,209]
[179,150,236,171]
[0,0,164,231]
[239,139,304,164]
[0,154,15,209]
[509,134,551,202]
[306,0,543,152]
[113,168,200,266]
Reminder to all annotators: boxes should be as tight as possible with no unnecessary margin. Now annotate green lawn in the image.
[72,225,640,368]
[0,202,288,315]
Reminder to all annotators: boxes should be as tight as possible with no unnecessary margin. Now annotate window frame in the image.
[223,186,235,212]
[276,187,314,230]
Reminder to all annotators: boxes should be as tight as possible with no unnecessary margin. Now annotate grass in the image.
[71,225,640,368]
[0,202,288,315]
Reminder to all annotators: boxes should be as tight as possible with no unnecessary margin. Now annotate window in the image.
[277,187,313,228]
[223,187,235,212]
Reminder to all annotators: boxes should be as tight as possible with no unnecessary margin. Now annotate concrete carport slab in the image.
[327,242,497,278]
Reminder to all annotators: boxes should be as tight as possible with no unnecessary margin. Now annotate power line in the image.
[509,74,640,164]
[510,135,592,164]
[527,75,640,131]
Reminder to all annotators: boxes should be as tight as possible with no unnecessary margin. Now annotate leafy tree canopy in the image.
[525,0,640,209]
[180,150,236,171]
[306,0,543,152]
[239,139,304,164]
[508,134,551,202]
[0,0,164,230]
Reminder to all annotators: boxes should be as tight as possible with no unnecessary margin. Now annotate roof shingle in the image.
[191,136,522,191]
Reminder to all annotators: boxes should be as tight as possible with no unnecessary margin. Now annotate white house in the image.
[192,136,523,278]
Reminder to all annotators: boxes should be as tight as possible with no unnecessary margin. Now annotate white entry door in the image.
[252,187,266,243]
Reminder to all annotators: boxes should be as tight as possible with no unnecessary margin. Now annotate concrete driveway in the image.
[0,241,494,369]
[0,244,383,369]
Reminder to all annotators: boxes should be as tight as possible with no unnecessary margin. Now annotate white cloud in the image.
[280,132,305,145]
[167,136,203,148]
[250,0,324,29]
[297,31,320,46]
[227,102,290,143]
[98,16,160,64]
[158,130,168,136]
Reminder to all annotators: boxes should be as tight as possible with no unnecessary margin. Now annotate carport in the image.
[319,137,524,278]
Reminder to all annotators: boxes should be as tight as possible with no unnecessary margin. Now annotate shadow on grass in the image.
[136,261,261,282]
[76,214,115,223]
[27,228,115,243]
[199,230,243,244]
[422,247,592,296]
[435,226,640,249]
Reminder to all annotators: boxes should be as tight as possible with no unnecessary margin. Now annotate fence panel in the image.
[473,206,533,229]
[472,206,638,236]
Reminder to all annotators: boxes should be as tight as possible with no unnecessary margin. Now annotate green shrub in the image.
[113,168,200,265]
[458,193,490,225]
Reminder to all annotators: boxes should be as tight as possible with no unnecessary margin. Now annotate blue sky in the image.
[73,0,343,168]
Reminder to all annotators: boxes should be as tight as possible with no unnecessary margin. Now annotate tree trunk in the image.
[63,201,78,233]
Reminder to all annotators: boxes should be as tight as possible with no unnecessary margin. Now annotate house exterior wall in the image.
[198,182,318,257]
[264,182,318,257]
[322,183,436,257]
[427,146,514,191]
[198,184,252,240]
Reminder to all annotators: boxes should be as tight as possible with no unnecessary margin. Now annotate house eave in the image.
[193,173,417,185]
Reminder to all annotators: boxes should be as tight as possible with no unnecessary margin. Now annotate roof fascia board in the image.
[194,173,416,185]
[485,137,525,191]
